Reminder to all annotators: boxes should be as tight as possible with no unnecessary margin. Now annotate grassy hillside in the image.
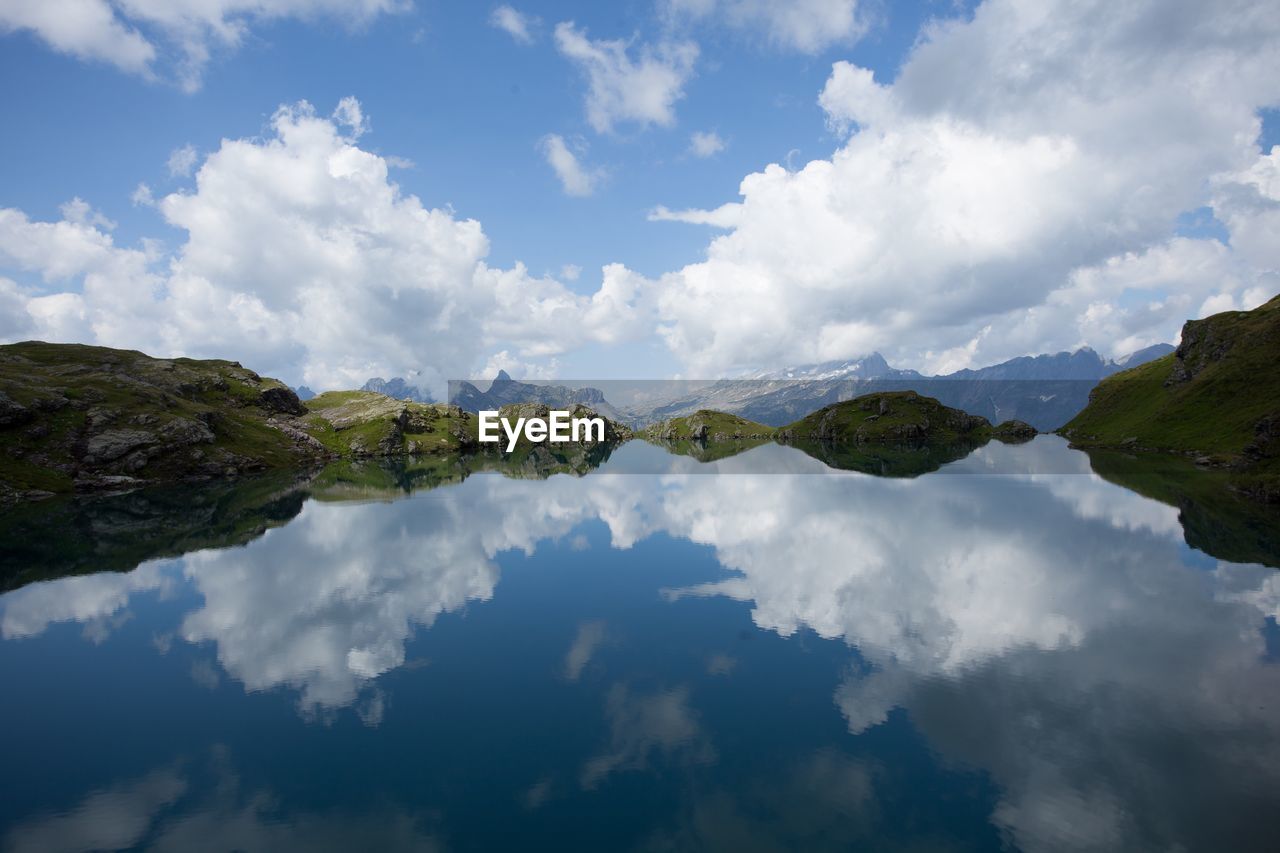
[1061,294,1280,500]
[0,341,325,501]
[641,410,775,442]
[778,391,994,443]
[302,391,480,456]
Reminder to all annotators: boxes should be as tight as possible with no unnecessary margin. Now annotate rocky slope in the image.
[0,342,328,502]
[1061,294,1280,501]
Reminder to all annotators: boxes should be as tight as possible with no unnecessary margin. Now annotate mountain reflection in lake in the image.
[2,437,1278,852]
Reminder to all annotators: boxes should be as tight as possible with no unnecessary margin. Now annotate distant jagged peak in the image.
[1113,342,1175,369]
[360,376,431,403]
[450,373,622,421]
[753,352,912,381]
[936,344,1172,381]
[733,342,1175,387]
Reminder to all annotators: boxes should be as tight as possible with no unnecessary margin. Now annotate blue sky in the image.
[0,1,963,280]
[1,1,1278,390]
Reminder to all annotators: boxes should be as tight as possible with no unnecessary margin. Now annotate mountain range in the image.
[360,376,431,402]
[306,344,1175,434]
[295,377,430,403]
[624,344,1175,431]
[449,371,625,421]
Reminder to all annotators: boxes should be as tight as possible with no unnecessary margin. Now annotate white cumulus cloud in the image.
[663,0,868,54]
[0,0,408,92]
[554,21,698,133]
[688,130,725,158]
[648,202,742,228]
[539,133,604,197]
[643,0,1280,375]
[0,99,651,390]
[489,4,537,44]
[166,144,198,177]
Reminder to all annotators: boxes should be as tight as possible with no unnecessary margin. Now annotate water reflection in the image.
[2,437,1278,850]
[785,437,986,477]
[581,684,715,789]
[1083,448,1280,567]
[0,471,312,593]
[4,748,440,853]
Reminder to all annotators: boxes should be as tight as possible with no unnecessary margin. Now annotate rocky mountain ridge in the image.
[449,371,624,421]
[625,345,1174,431]
[360,376,432,402]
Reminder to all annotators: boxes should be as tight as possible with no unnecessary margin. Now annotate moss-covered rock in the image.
[993,420,1038,443]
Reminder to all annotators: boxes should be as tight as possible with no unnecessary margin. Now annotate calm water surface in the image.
[1,437,1278,852]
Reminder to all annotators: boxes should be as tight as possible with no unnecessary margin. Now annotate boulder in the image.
[994,419,1038,443]
[258,385,308,416]
[1244,413,1280,460]
[0,392,32,428]
[82,429,157,464]
[160,416,216,446]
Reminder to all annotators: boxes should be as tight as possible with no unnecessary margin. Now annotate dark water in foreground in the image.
[1,437,1278,852]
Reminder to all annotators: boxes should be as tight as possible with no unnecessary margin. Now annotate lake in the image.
[2,437,1278,852]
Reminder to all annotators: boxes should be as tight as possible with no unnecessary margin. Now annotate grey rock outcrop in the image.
[82,429,157,465]
[0,392,32,428]
[259,386,307,416]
